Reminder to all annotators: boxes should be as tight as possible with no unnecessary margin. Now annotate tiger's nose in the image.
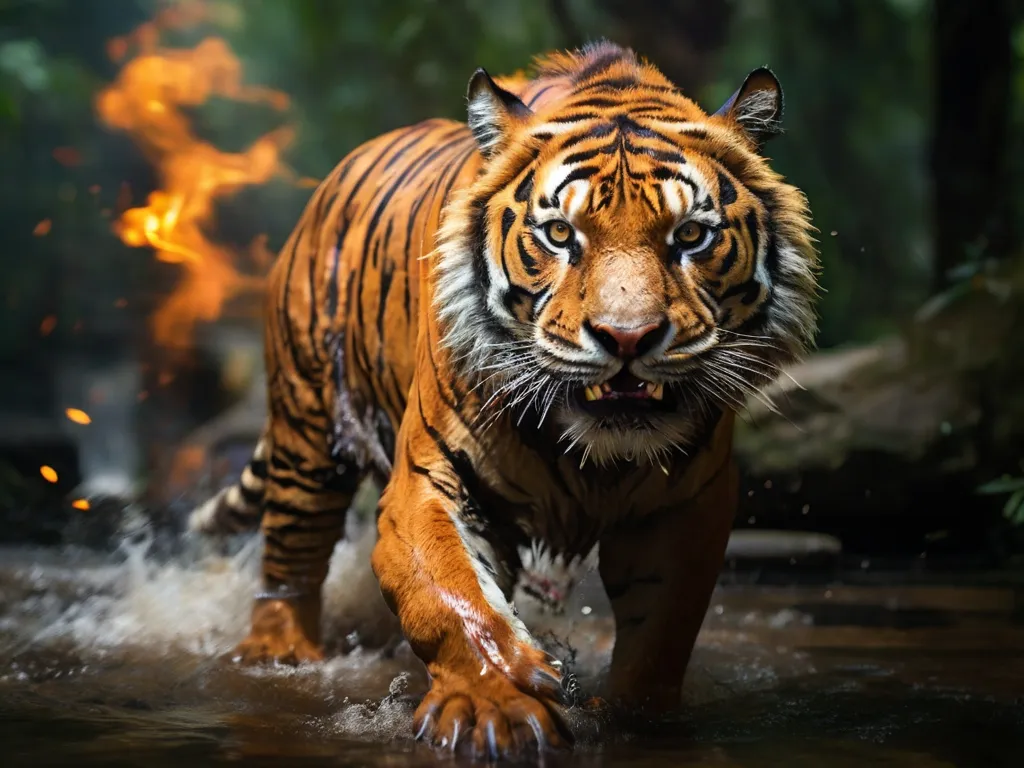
[585,319,669,360]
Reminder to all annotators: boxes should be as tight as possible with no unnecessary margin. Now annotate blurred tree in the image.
[931,0,1022,290]
[550,0,733,96]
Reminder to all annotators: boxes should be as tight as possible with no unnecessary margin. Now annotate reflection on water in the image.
[1,525,1022,767]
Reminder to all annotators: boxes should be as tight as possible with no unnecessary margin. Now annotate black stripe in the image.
[500,207,516,251]
[517,237,540,277]
[680,127,710,141]
[718,231,739,274]
[239,483,263,505]
[541,328,582,350]
[718,171,737,207]
[574,50,628,83]
[554,122,615,153]
[623,139,686,166]
[514,169,535,202]
[721,278,763,305]
[562,140,618,166]
[526,83,556,108]
[745,209,762,265]
[553,166,599,202]
[469,198,491,298]
[549,111,601,124]
[763,233,780,278]
[375,262,395,376]
[320,148,370,334]
[264,498,348,521]
[569,96,622,109]
[582,76,648,91]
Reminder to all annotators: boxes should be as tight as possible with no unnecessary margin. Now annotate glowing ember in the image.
[33,219,52,236]
[65,408,92,425]
[71,499,91,511]
[40,315,57,336]
[52,146,82,167]
[95,1,301,349]
[40,466,58,483]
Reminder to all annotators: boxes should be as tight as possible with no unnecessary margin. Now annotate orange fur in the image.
[192,42,819,759]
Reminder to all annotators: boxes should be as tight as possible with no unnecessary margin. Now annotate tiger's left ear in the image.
[467,68,533,159]
[713,67,784,151]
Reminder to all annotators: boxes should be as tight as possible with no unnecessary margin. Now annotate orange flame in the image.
[65,408,92,425]
[71,499,91,511]
[40,466,58,483]
[95,1,301,349]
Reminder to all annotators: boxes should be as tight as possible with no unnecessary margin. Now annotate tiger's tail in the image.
[187,428,269,535]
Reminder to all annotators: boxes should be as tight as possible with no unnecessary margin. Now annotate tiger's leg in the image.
[371,440,571,757]
[598,457,738,711]
[230,391,361,665]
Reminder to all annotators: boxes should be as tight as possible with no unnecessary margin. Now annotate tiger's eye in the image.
[676,221,705,244]
[545,220,574,246]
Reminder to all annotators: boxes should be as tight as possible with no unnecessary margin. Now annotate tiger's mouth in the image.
[574,370,676,416]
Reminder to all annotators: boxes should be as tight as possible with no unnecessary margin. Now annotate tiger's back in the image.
[270,118,477,443]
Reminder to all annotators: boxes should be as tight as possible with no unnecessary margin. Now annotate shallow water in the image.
[1,527,1022,767]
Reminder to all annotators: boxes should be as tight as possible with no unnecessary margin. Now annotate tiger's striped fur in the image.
[190,42,818,758]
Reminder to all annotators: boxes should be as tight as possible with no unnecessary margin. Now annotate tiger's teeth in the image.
[585,385,604,401]
[601,382,612,394]
[650,383,664,400]
[584,387,597,402]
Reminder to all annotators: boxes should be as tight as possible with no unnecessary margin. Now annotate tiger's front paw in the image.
[414,671,573,760]
[225,597,323,665]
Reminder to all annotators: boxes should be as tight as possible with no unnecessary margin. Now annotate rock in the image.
[734,258,1024,560]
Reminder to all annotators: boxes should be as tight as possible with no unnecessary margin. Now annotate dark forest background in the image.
[1,0,1022,571]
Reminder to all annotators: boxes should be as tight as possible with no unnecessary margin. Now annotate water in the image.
[1,522,1022,767]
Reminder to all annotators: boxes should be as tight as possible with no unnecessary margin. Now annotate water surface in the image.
[1,529,1022,766]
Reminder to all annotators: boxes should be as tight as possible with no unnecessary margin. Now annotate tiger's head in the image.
[435,43,818,466]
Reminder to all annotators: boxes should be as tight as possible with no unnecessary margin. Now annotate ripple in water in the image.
[1,515,1022,765]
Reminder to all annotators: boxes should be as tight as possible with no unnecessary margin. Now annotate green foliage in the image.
[977,475,1024,526]
[223,0,567,175]
[708,0,934,347]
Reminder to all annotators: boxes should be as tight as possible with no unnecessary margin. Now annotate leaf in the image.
[977,477,1024,495]
[1004,489,1024,525]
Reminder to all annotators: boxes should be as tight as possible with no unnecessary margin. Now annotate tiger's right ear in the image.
[467,68,533,159]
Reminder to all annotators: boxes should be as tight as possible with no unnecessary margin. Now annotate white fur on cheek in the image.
[433,191,522,380]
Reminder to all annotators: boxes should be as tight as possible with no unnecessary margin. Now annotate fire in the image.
[40,466,58,483]
[95,0,302,349]
[71,499,91,511]
[65,408,92,425]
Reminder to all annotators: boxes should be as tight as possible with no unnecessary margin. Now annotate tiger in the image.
[188,41,818,759]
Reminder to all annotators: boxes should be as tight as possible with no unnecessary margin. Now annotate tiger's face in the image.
[436,47,818,466]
